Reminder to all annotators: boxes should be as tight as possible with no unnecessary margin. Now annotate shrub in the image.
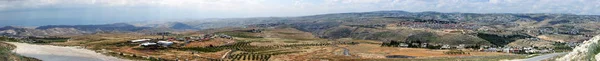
[445,50,467,55]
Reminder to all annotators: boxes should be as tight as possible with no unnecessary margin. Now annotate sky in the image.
[1,0,599,26]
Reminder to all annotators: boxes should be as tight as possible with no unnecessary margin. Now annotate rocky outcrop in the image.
[557,34,600,61]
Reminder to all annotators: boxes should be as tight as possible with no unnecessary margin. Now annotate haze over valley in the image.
[2,0,600,61]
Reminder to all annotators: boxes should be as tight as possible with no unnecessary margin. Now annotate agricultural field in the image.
[35,27,527,61]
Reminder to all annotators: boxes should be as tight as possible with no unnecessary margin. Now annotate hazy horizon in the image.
[1,0,600,26]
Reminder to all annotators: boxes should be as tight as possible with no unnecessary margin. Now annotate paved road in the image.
[507,52,567,61]
[7,42,128,61]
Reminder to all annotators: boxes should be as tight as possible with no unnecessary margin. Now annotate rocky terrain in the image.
[558,34,600,61]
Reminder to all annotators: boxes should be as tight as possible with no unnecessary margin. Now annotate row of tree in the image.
[228,53,271,61]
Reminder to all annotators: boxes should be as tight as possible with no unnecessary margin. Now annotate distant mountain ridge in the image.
[0,26,85,37]
[0,23,150,37]
[169,22,195,30]
[2,10,600,42]
[35,23,149,32]
[133,22,196,30]
[0,22,201,37]
[0,26,20,30]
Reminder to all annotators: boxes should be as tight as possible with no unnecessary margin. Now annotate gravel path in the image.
[7,42,129,61]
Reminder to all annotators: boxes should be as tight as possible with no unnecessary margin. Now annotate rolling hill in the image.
[3,10,600,46]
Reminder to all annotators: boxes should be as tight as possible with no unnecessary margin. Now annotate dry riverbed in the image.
[6,42,128,61]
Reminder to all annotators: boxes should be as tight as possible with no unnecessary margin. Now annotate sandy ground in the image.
[6,42,128,61]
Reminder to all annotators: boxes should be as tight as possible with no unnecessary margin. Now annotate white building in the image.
[131,39,151,43]
[157,41,174,47]
[141,42,157,47]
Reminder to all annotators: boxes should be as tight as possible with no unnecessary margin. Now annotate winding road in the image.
[506,52,567,61]
[6,42,128,61]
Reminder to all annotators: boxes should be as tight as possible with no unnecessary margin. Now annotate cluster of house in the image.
[394,21,482,30]
[247,23,284,28]
[130,34,234,48]
[382,41,479,49]
[537,27,584,35]
[382,41,556,54]
[130,39,174,47]
[479,46,554,54]
[244,29,263,33]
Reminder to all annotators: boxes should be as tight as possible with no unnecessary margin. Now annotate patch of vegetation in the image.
[476,33,531,46]
[238,39,271,42]
[227,50,302,61]
[103,51,171,61]
[0,37,19,42]
[282,40,299,43]
[433,34,493,46]
[412,19,458,24]
[280,43,332,47]
[0,42,41,61]
[217,32,263,38]
[105,41,139,47]
[552,43,572,52]
[280,42,357,47]
[178,42,274,52]
[396,32,439,43]
[290,38,318,41]
[587,39,600,61]
[276,32,298,35]
[228,53,272,61]
[445,50,468,55]
[372,31,399,39]
[29,37,70,43]
[324,27,353,39]
[346,25,385,28]
[385,55,415,58]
